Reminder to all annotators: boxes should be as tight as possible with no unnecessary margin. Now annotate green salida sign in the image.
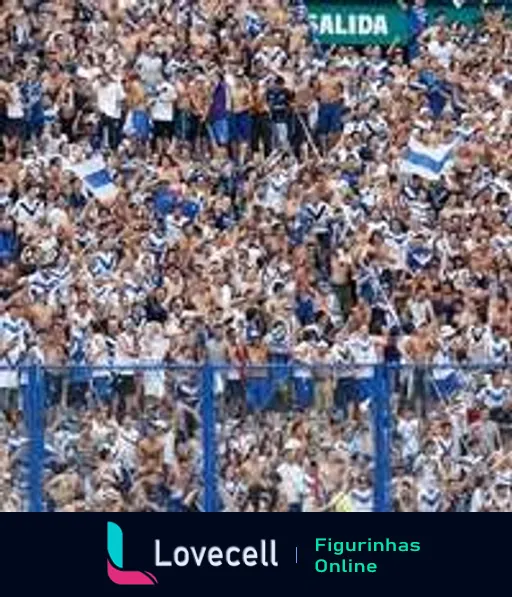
[307,3,489,45]
[307,5,409,45]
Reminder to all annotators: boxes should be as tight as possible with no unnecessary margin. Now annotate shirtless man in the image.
[41,325,68,411]
[315,63,344,153]
[27,293,55,333]
[231,71,252,163]
[190,22,213,59]
[189,74,211,156]
[246,335,269,410]
[399,324,437,416]
[175,71,193,145]
[138,424,163,477]
[331,248,355,323]
[2,72,24,158]
[43,60,67,103]
[291,71,315,160]
[251,78,271,158]
[242,447,266,512]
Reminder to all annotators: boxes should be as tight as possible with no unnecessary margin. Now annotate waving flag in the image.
[68,156,117,200]
[400,137,459,180]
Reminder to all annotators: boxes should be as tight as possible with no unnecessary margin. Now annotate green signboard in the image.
[307,3,491,45]
[308,5,408,45]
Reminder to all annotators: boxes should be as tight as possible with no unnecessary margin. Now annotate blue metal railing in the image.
[1,361,511,512]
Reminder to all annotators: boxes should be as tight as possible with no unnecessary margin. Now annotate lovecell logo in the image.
[107,522,158,586]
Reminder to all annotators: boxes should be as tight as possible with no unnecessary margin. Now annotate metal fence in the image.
[0,361,510,512]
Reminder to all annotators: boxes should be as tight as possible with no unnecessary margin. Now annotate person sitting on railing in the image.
[292,329,316,410]
[245,329,269,411]
[139,321,170,412]
[346,321,382,417]
[88,320,114,409]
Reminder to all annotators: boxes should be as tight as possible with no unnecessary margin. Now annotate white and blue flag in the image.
[68,157,117,200]
[400,137,459,180]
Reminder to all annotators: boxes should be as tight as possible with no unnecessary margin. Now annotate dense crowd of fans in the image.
[0,0,512,511]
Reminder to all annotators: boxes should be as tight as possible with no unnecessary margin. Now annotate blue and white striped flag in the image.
[400,137,459,180]
[69,156,117,200]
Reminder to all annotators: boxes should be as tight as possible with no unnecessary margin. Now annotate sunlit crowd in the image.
[0,0,512,511]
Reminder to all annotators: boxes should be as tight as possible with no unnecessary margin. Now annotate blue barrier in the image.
[201,365,217,513]
[26,365,44,513]
[1,361,511,512]
[372,365,391,512]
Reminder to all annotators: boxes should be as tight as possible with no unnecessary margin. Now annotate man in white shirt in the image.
[406,286,435,329]
[277,442,306,511]
[347,325,378,406]
[427,30,455,70]
[0,302,27,414]
[94,71,125,149]
[135,43,163,91]
[5,73,24,156]
[11,185,45,234]
[113,414,140,479]
[151,81,177,151]
[349,474,374,512]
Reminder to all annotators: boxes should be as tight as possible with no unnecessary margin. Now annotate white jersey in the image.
[263,171,289,212]
[95,80,125,120]
[406,298,433,329]
[427,40,455,69]
[418,485,442,512]
[114,426,139,471]
[115,332,137,376]
[0,314,27,367]
[329,342,353,379]
[141,333,169,362]
[151,82,177,122]
[277,462,305,505]
[414,454,441,487]
[435,436,455,459]
[88,333,110,377]
[349,488,374,512]
[466,326,487,363]
[479,382,509,410]
[135,53,163,88]
[71,310,93,335]
[91,251,117,278]
[293,341,314,378]
[347,335,378,379]
[11,196,45,227]
[485,333,510,364]
[141,330,169,399]
[432,347,456,381]
[0,315,27,390]
[396,418,420,460]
